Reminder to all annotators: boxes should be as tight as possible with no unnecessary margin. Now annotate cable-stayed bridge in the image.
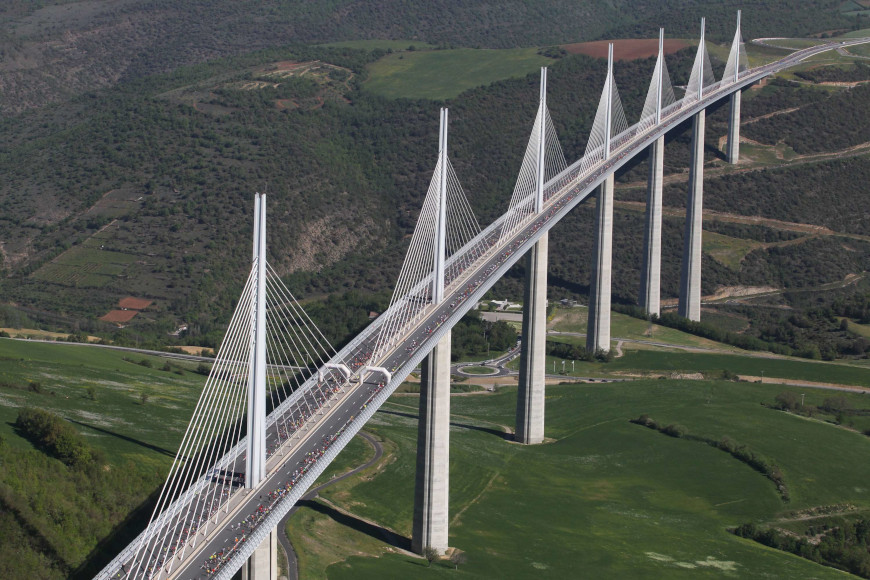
[97,16,870,580]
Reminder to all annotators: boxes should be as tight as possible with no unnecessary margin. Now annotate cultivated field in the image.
[289,380,870,578]
[363,48,553,100]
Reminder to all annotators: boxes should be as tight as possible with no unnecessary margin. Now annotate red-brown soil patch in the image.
[101,310,139,323]
[562,38,690,60]
[118,297,152,310]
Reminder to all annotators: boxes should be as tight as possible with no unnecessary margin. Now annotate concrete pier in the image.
[240,529,278,580]
[516,234,548,445]
[587,174,614,353]
[678,110,705,321]
[726,90,741,164]
[639,136,664,317]
[412,331,451,554]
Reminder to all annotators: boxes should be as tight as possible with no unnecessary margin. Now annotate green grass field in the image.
[459,366,497,375]
[31,246,139,289]
[844,318,870,338]
[287,380,870,578]
[363,48,553,100]
[838,27,870,39]
[320,40,436,51]
[549,307,739,351]
[0,338,204,470]
[553,349,870,386]
[703,231,763,270]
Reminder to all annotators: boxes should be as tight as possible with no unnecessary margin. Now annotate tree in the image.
[423,546,439,567]
[450,549,467,570]
[86,386,97,401]
[140,391,150,405]
[775,391,798,411]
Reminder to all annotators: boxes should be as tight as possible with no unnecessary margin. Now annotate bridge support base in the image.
[588,174,614,353]
[240,528,278,580]
[640,137,664,317]
[516,234,548,445]
[678,110,705,322]
[412,330,451,554]
[727,90,741,164]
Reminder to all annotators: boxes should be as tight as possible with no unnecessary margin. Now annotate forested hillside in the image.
[1,31,870,358]
[0,0,854,113]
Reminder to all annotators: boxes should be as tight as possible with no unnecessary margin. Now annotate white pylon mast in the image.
[433,109,448,304]
[698,18,706,101]
[656,29,664,125]
[604,43,614,159]
[535,68,547,213]
[734,10,742,83]
[246,193,267,488]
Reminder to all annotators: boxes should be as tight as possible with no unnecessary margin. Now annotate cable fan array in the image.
[637,36,677,134]
[722,12,749,84]
[373,113,492,361]
[685,20,717,102]
[128,260,343,579]
[579,56,628,173]
[498,85,567,244]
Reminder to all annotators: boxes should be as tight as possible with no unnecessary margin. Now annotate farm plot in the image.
[31,246,139,288]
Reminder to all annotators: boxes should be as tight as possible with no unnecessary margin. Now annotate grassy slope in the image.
[0,338,203,468]
[0,339,207,578]
[362,48,553,100]
[288,380,870,578]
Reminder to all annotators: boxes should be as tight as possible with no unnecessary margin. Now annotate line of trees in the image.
[631,414,789,501]
[734,518,870,578]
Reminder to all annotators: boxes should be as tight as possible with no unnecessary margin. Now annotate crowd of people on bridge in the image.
[200,380,386,578]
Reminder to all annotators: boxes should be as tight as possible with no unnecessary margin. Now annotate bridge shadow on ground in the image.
[300,499,412,552]
[68,418,178,458]
[377,409,512,441]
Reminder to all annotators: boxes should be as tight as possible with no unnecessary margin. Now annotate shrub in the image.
[775,391,798,411]
[630,414,659,429]
[662,424,688,438]
[14,408,96,468]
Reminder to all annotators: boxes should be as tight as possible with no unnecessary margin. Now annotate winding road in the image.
[276,431,383,580]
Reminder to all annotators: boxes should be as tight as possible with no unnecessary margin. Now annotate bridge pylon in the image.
[247,192,267,489]
[516,67,552,445]
[725,11,746,164]
[639,30,671,318]
[413,108,452,554]
[587,44,621,354]
[678,19,709,322]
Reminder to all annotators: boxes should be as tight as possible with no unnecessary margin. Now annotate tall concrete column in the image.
[412,330,451,554]
[726,90,741,164]
[516,234,548,445]
[639,136,664,317]
[587,174,614,353]
[678,110,705,321]
[240,528,278,580]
